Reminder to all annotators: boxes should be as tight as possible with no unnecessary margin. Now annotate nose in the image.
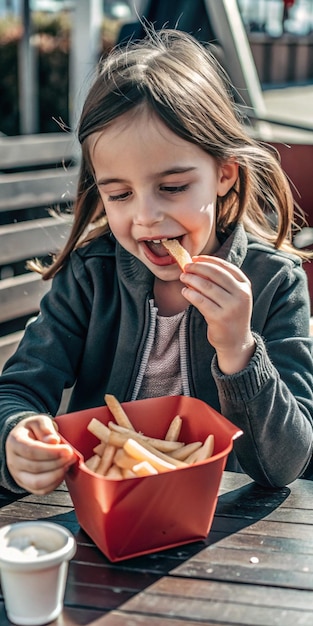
[133,195,163,227]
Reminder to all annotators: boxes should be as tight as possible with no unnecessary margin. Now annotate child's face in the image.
[89,109,237,281]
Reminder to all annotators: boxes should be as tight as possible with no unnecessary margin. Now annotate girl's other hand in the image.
[5,415,76,495]
[180,255,255,374]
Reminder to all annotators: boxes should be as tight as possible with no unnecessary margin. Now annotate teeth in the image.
[151,238,168,244]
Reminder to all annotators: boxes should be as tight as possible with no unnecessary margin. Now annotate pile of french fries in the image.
[84,394,215,480]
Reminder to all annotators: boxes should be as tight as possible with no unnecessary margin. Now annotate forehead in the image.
[88,107,208,173]
[89,108,180,153]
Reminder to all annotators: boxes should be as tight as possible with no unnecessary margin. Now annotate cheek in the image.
[104,208,131,242]
[192,182,218,219]
[192,201,217,246]
[191,198,216,234]
[199,201,216,219]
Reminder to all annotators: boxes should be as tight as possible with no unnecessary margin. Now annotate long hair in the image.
[40,27,309,279]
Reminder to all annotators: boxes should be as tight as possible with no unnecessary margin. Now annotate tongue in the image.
[146,241,169,257]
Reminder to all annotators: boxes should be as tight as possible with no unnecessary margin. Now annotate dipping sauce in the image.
[3,535,49,560]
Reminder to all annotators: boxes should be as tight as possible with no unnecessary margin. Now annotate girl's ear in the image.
[217,160,239,197]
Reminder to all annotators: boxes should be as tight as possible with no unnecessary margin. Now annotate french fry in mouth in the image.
[162,239,192,270]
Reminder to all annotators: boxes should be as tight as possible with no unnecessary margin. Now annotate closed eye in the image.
[160,184,189,194]
[107,191,131,201]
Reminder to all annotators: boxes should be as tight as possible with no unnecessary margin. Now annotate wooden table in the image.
[0,471,312,625]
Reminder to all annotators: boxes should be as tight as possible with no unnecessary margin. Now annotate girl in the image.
[0,28,312,494]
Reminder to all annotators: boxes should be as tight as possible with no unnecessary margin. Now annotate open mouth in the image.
[141,237,183,266]
[145,237,182,258]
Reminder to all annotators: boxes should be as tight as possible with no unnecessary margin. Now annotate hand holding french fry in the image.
[180,255,255,374]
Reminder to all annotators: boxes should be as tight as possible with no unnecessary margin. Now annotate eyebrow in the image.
[96,166,197,186]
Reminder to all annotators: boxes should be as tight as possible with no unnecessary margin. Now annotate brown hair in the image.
[39,27,309,279]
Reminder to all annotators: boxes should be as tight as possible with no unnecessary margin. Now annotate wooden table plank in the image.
[93,615,215,626]
[199,530,313,555]
[97,577,313,626]
[172,546,313,590]
[139,576,313,610]
[211,516,313,541]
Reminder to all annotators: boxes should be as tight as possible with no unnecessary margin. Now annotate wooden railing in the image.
[0,133,79,372]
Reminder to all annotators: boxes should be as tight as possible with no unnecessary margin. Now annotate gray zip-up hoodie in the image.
[0,224,313,490]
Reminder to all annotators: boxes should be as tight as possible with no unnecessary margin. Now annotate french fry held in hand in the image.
[84,394,215,480]
[162,239,192,271]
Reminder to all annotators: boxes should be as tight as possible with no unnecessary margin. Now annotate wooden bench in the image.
[0,133,79,372]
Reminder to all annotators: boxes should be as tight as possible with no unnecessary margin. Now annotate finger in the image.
[181,261,251,304]
[181,266,231,311]
[14,466,69,495]
[189,256,250,285]
[22,415,61,444]
[14,440,74,462]
[180,266,231,304]
[7,452,75,495]
[8,452,74,475]
[181,285,224,318]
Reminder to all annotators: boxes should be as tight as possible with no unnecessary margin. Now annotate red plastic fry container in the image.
[55,395,242,562]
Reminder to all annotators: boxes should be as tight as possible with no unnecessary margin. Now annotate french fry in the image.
[95,444,116,475]
[132,461,158,477]
[122,468,137,479]
[109,429,179,464]
[87,418,110,443]
[114,448,137,470]
[162,239,192,271]
[108,421,183,452]
[185,434,215,464]
[87,417,130,449]
[165,415,182,441]
[104,394,135,430]
[84,454,101,472]
[169,440,202,461]
[124,438,177,473]
[93,442,106,456]
[105,464,123,480]
[107,430,136,449]
[138,438,187,468]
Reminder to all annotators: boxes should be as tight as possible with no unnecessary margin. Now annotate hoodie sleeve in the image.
[211,262,313,488]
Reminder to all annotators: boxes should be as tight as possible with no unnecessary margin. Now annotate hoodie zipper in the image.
[131,299,158,401]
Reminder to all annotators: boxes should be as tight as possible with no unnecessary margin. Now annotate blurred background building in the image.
[239,0,313,36]
[1,0,313,135]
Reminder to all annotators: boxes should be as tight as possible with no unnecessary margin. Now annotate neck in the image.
[153,278,188,316]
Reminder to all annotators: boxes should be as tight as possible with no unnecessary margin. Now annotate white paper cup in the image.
[0,521,76,625]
